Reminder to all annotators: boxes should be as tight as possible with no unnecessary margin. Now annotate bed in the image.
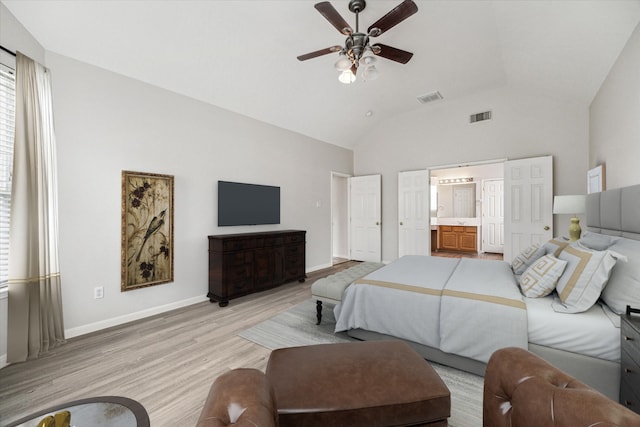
[334,183,640,401]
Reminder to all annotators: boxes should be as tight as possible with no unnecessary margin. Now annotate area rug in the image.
[239,299,483,427]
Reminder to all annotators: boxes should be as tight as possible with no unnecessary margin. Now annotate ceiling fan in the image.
[297,0,418,83]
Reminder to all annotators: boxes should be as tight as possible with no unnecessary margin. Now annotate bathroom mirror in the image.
[437,183,476,218]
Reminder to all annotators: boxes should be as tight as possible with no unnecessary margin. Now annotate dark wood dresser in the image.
[621,305,640,413]
[207,230,306,307]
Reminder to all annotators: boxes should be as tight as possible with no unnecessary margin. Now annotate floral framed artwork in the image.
[121,171,174,291]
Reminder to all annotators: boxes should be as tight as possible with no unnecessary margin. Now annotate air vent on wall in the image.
[417,91,443,104]
[470,110,492,124]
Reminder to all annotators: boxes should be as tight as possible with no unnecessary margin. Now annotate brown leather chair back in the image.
[483,347,640,427]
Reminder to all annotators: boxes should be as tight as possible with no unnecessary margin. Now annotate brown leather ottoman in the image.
[265,340,450,427]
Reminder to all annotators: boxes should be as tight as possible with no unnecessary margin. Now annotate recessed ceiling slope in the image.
[2,0,639,148]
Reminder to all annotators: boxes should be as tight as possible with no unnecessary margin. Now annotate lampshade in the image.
[334,56,352,72]
[338,70,356,84]
[361,65,379,81]
[553,195,586,215]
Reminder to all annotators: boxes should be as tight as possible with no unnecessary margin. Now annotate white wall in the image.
[353,87,589,262]
[39,52,352,337]
[590,22,640,189]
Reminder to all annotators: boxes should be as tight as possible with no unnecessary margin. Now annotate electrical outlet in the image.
[94,286,104,299]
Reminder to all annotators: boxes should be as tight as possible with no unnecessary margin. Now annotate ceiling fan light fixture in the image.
[362,65,379,81]
[298,0,418,83]
[338,69,356,84]
[359,55,377,66]
[335,56,352,71]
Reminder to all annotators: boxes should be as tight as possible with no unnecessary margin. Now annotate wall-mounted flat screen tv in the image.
[218,181,280,226]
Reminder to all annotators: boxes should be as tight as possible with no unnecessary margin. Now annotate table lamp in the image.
[553,195,586,241]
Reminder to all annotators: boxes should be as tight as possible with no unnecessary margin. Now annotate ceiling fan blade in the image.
[371,43,414,64]
[297,46,342,61]
[367,0,418,36]
[315,2,353,35]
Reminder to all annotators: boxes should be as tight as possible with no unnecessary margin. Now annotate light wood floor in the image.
[0,253,496,426]
[0,262,358,426]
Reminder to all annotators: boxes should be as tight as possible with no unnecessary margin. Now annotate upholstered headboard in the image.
[586,184,640,241]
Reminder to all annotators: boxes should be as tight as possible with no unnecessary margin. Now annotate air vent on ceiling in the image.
[470,110,492,124]
[417,91,443,104]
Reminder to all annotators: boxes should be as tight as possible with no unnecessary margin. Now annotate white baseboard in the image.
[65,295,209,339]
[65,264,337,340]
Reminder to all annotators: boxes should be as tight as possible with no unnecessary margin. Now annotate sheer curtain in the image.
[7,52,64,362]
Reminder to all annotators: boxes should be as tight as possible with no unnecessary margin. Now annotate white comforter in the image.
[334,255,528,363]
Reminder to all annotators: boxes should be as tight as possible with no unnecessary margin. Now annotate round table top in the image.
[6,396,150,427]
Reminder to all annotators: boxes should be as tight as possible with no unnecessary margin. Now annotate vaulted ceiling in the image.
[3,0,640,148]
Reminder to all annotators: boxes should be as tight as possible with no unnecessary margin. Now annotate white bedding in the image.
[335,255,528,363]
[335,254,619,365]
[526,296,620,362]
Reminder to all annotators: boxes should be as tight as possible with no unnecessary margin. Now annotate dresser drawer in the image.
[284,233,304,244]
[621,376,640,414]
[223,251,253,267]
[622,319,640,357]
[221,238,255,251]
[622,347,640,397]
[284,244,303,256]
[255,236,284,248]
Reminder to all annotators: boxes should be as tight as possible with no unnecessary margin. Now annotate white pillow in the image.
[511,244,546,276]
[542,238,569,257]
[552,244,625,314]
[600,237,640,314]
[519,255,567,298]
[578,231,619,251]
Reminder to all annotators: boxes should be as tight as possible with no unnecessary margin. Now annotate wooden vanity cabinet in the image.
[438,226,477,252]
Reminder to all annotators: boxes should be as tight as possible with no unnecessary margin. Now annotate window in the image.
[0,64,15,289]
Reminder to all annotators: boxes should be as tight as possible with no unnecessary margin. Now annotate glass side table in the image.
[5,396,150,427]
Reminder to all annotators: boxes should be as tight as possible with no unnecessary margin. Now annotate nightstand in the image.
[621,305,640,413]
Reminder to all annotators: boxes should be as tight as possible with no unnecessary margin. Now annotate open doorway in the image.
[430,161,504,258]
[331,172,350,265]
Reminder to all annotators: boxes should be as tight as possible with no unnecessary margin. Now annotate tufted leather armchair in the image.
[196,368,278,427]
[483,347,640,427]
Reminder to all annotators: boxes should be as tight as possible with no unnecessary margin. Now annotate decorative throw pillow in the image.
[552,244,626,314]
[519,255,567,298]
[542,238,569,257]
[600,237,640,314]
[578,231,619,251]
[511,244,546,276]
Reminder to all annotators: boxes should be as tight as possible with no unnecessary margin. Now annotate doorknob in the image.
[376,222,380,226]
[400,222,403,226]
[544,226,550,231]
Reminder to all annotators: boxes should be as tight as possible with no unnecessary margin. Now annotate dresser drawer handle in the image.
[624,336,634,341]
[625,368,635,374]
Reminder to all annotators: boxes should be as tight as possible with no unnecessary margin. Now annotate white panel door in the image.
[504,156,553,262]
[350,175,381,262]
[482,179,504,253]
[398,170,430,257]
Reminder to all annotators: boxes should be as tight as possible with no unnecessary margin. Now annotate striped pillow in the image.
[519,255,567,298]
[552,244,625,313]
